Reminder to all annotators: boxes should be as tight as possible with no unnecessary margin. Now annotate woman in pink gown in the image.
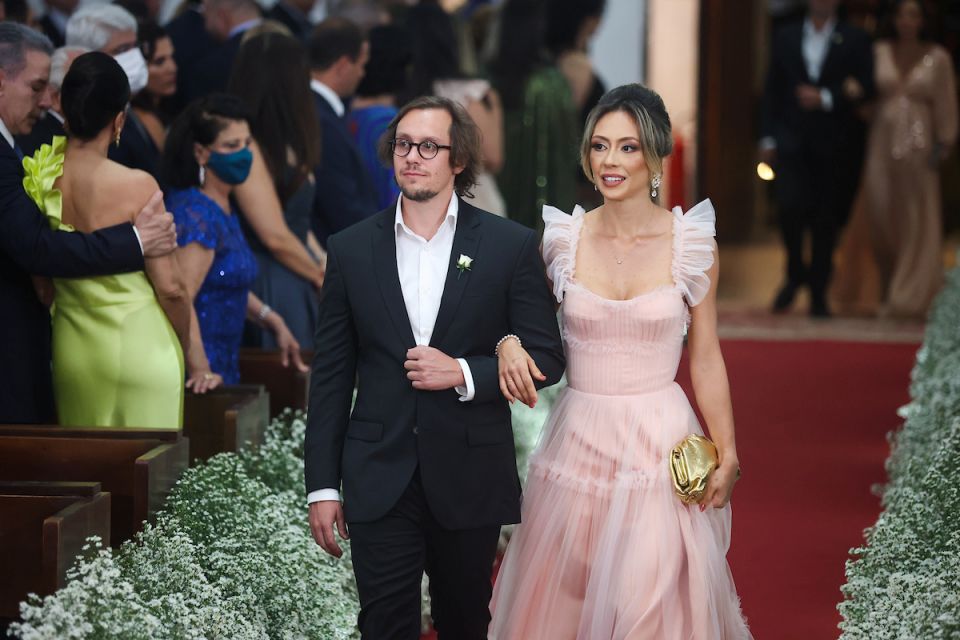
[489,84,751,639]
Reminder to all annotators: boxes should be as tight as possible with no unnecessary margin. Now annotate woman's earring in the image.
[651,174,662,199]
[198,165,205,186]
[594,182,598,191]
[114,128,122,147]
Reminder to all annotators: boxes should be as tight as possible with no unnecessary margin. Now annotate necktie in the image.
[13,143,24,161]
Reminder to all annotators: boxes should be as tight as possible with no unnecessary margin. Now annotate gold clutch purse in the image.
[669,434,719,505]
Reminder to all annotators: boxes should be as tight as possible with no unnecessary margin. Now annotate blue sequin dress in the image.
[170,188,257,384]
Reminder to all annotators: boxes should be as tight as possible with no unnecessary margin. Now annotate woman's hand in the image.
[266,313,309,373]
[497,337,545,408]
[700,460,741,511]
[186,368,223,394]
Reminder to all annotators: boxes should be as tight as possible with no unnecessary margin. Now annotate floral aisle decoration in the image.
[9,410,359,640]
[837,267,960,639]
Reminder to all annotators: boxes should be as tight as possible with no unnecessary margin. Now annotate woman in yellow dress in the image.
[25,52,189,428]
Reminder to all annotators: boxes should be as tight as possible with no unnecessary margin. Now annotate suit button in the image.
[413,426,419,435]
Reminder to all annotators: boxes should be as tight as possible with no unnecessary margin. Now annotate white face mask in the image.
[114,48,149,95]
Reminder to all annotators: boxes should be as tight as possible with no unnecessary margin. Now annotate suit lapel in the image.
[820,24,845,83]
[790,24,811,83]
[430,200,481,349]
[373,210,417,350]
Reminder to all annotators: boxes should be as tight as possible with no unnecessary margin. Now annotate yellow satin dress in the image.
[24,137,183,428]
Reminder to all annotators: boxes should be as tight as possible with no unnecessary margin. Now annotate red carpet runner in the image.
[421,339,916,640]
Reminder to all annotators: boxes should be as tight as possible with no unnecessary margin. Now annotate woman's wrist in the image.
[495,334,521,357]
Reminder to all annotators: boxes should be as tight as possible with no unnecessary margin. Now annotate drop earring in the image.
[114,128,121,147]
[594,182,598,191]
[198,165,206,186]
[651,174,662,199]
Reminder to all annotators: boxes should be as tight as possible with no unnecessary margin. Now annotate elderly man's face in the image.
[0,50,52,135]
[101,29,137,56]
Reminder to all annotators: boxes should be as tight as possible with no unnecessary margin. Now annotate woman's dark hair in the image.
[227,32,321,201]
[490,0,549,110]
[355,24,412,98]
[403,1,461,101]
[580,84,672,203]
[161,93,250,189]
[61,51,130,141]
[130,21,169,114]
[377,95,481,198]
[544,0,605,58]
[878,0,933,41]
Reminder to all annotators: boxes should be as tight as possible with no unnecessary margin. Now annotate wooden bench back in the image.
[239,349,312,416]
[183,385,269,465]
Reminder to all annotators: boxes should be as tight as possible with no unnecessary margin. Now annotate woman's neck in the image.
[200,178,232,214]
[597,196,664,238]
[66,130,112,158]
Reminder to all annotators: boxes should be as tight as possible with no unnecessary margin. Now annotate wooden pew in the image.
[182,385,270,465]
[0,427,188,545]
[239,348,312,416]
[0,480,111,618]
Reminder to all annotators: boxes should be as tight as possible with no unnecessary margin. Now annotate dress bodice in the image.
[542,200,716,396]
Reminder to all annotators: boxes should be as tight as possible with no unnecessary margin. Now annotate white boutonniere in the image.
[456,254,473,279]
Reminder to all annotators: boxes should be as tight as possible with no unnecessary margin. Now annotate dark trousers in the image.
[348,469,501,640]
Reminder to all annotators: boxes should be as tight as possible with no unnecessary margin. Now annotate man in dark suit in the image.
[759,0,874,317]
[0,23,177,424]
[37,0,77,47]
[307,17,378,246]
[16,45,82,156]
[305,96,565,639]
[176,0,262,105]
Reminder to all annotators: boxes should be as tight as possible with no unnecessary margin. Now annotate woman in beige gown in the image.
[837,0,958,317]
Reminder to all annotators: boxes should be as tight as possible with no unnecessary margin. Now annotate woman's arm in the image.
[177,242,222,393]
[466,88,505,174]
[233,140,325,288]
[687,247,740,510]
[246,292,309,373]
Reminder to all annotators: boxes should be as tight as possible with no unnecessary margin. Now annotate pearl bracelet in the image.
[257,304,272,323]
[495,334,521,356]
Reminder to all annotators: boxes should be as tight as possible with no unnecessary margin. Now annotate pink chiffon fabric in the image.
[489,200,752,639]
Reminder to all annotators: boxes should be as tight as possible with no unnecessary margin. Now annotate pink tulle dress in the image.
[489,201,752,639]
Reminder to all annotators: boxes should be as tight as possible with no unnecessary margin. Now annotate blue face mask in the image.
[206,147,253,185]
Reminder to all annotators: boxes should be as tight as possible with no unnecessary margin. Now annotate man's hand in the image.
[134,190,177,257]
[795,84,823,110]
[404,345,465,391]
[309,500,348,558]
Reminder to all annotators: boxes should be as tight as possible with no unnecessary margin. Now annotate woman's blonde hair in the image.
[580,83,673,204]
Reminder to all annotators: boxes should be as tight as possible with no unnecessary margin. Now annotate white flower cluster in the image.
[838,267,960,639]
[9,410,359,640]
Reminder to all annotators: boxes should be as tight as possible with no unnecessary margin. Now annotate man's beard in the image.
[400,186,439,202]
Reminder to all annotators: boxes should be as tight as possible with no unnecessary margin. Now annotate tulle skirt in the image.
[490,383,752,639]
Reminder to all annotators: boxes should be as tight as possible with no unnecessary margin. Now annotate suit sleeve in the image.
[304,233,359,495]
[312,122,378,241]
[0,149,143,277]
[826,29,875,118]
[465,229,566,404]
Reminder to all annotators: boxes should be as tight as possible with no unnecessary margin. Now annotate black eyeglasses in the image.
[391,138,452,160]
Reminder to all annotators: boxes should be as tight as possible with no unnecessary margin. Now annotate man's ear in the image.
[0,68,7,96]
[452,162,465,176]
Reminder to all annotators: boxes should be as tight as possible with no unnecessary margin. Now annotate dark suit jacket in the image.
[0,135,143,424]
[109,110,161,183]
[38,15,65,48]
[167,7,219,114]
[15,111,66,157]
[304,199,565,529]
[178,32,244,107]
[311,91,379,246]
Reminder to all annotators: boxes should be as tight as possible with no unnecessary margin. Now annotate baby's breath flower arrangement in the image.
[838,266,960,638]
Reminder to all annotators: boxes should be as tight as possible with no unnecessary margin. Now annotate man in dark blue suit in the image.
[759,0,874,317]
[0,23,177,423]
[307,18,378,246]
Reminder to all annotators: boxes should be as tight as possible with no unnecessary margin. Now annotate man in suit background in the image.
[307,17,378,246]
[305,96,565,639]
[759,0,874,317]
[15,45,83,156]
[0,22,176,423]
[38,0,76,47]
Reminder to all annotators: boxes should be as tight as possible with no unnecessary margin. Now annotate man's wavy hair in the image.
[377,95,481,198]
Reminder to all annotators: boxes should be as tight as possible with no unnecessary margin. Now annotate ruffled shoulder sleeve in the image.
[671,198,717,306]
[170,188,222,251]
[541,204,584,303]
[22,136,71,231]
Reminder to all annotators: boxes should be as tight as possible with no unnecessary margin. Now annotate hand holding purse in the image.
[669,434,719,505]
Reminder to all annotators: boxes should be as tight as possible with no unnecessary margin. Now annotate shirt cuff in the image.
[307,488,340,504]
[820,88,833,111]
[455,357,475,402]
[131,225,145,255]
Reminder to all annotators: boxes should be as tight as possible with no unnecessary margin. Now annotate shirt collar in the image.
[48,110,65,125]
[228,17,262,39]
[803,16,836,37]
[310,78,345,117]
[0,118,15,150]
[394,193,459,238]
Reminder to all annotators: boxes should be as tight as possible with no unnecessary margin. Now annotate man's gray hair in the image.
[65,4,138,51]
[0,22,54,78]
[50,46,88,91]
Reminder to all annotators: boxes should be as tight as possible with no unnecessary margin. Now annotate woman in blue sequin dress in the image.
[162,94,308,391]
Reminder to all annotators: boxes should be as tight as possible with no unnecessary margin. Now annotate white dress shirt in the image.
[307,194,476,505]
[310,78,345,117]
[802,17,836,110]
